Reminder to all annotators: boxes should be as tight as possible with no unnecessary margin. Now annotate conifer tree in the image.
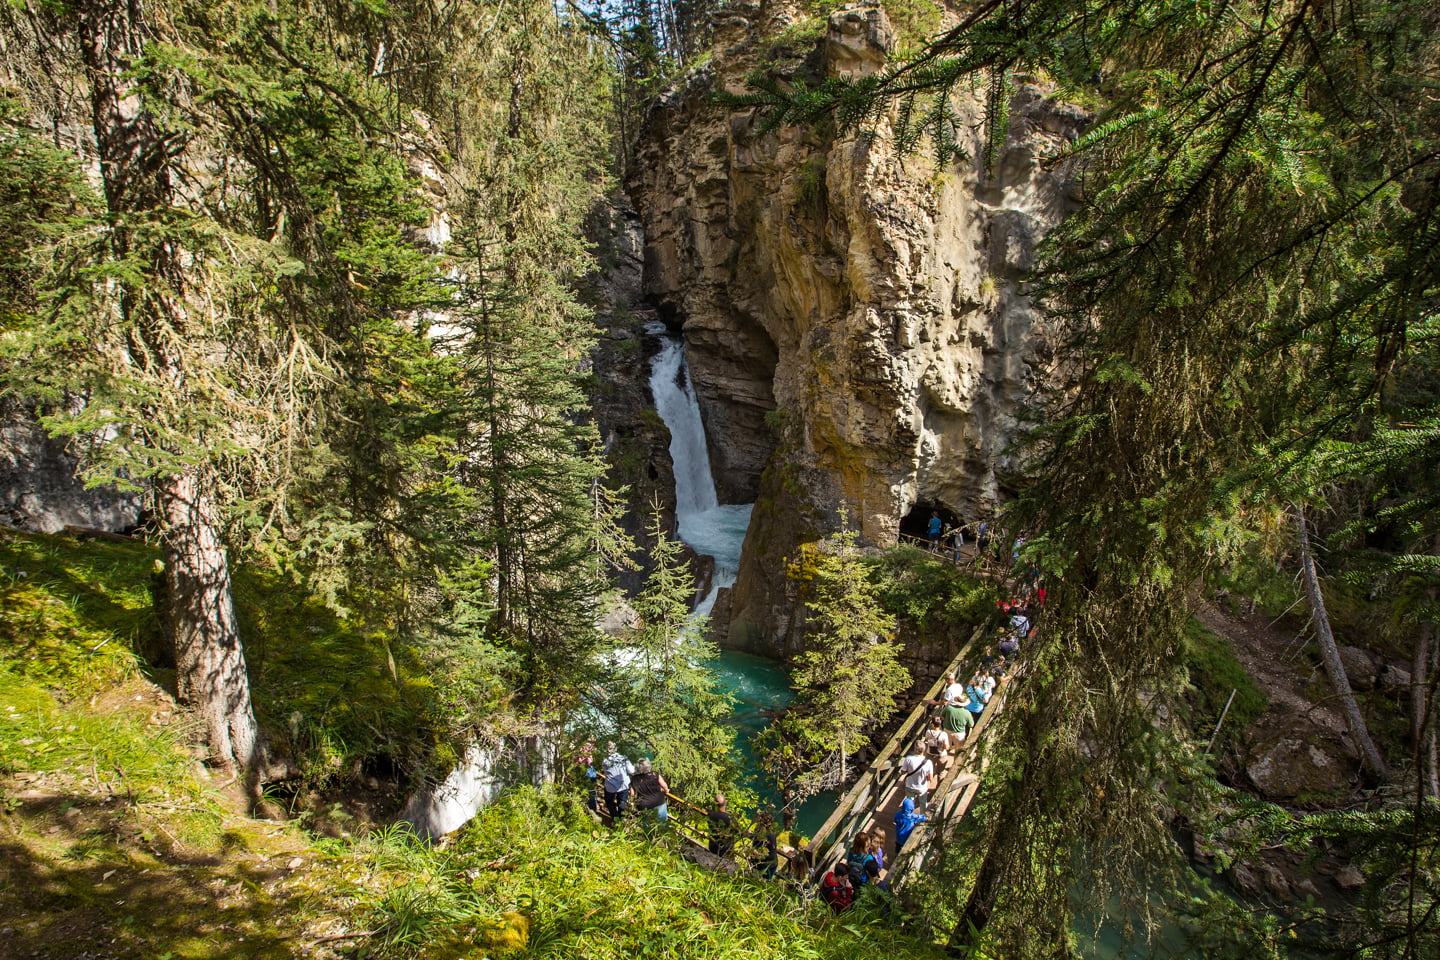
[592,511,737,799]
[1,0,454,776]
[430,0,619,697]
[760,527,910,803]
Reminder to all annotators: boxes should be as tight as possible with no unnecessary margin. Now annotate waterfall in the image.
[400,326,751,838]
[646,325,754,616]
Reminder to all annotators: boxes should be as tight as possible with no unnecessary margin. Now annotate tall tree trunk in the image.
[76,0,264,774]
[1294,507,1390,782]
[1416,535,1440,799]
[1415,620,1439,799]
[161,468,262,771]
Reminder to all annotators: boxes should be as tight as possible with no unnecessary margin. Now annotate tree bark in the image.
[1415,533,1440,799]
[1415,621,1439,799]
[161,468,262,771]
[1294,507,1390,782]
[76,0,264,774]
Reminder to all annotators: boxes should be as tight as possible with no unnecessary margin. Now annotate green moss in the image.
[763,0,943,61]
[0,530,157,696]
[0,529,464,790]
[794,155,827,219]
[768,15,827,54]
[1183,617,1268,744]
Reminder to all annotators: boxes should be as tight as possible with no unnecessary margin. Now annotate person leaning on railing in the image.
[629,758,670,822]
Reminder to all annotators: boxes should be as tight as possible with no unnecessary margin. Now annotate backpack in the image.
[847,851,878,885]
[602,756,630,792]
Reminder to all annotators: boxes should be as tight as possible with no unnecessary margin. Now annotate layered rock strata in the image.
[628,1,1085,655]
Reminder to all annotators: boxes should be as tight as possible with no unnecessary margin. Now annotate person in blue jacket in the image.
[927,512,944,548]
[964,679,986,717]
[894,796,928,851]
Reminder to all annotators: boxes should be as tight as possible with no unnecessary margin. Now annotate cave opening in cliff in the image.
[899,501,961,546]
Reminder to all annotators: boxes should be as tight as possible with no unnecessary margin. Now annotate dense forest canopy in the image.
[1,0,1438,957]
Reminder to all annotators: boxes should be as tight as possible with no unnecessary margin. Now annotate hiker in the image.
[820,862,856,913]
[927,511,944,548]
[900,746,935,813]
[940,671,967,704]
[998,634,1020,663]
[576,741,599,813]
[629,758,670,822]
[972,672,995,704]
[601,743,634,821]
[707,793,735,857]
[941,696,975,749]
[950,525,965,562]
[847,830,881,887]
[964,678,986,718]
[1009,607,1032,639]
[869,827,890,876]
[894,797,927,852]
[924,716,953,773]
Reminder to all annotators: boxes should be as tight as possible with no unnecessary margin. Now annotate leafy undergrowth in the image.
[354,788,953,960]
[0,528,451,794]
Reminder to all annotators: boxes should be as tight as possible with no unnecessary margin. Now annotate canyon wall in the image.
[627,0,1086,655]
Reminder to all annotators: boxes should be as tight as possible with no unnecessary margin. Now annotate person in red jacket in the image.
[820,862,856,913]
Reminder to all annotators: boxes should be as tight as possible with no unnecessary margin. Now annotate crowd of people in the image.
[576,740,807,878]
[817,583,1045,914]
[576,559,1047,919]
[918,513,1043,583]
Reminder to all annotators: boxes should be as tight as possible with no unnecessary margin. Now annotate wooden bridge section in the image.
[801,625,1017,889]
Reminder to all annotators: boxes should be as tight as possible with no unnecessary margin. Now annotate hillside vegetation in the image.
[0,529,952,959]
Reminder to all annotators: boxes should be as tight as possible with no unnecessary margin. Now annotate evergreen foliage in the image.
[589,512,740,801]
[0,0,626,776]
[761,525,911,804]
[736,0,1439,955]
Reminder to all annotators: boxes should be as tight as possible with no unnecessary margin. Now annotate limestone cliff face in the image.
[629,1,1086,656]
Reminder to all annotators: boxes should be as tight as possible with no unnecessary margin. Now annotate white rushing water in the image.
[646,325,754,616]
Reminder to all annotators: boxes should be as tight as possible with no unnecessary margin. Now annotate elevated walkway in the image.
[802,625,1017,889]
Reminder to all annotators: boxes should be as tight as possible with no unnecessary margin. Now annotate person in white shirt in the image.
[899,748,935,813]
[923,716,953,774]
[940,672,967,704]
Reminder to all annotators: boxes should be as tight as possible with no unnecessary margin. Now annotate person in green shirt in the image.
[941,700,974,750]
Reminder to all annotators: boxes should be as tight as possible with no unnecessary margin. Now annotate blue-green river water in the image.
[709,648,837,837]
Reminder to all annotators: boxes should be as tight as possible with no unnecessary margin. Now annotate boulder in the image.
[1245,733,1355,801]
[1334,864,1365,888]
[1338,645,1378,691]
[1378,662,1412,693]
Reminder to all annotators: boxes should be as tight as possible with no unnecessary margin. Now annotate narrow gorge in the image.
[599,1,1086,657]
